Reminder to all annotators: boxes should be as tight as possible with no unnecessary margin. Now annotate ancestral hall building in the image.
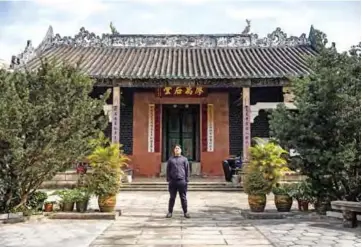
[11,22,317,177]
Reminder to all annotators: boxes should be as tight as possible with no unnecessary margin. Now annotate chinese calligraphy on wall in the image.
[156,86,207,97]
[242,88,251,161]
[207,104,214,152]
[112,87,120,144]
[148,104,155,152]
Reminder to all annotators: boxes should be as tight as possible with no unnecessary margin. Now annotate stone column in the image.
[112,87,121,144]
[242,87,251,162]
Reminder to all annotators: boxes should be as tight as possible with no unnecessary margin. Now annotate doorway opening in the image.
[162,104,200,162]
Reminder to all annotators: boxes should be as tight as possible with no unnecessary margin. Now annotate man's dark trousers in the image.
[168,180,188,213]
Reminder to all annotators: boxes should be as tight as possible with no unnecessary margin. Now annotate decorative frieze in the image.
[48,20,309,48]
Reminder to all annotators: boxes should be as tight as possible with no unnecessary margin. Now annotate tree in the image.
[0,60,109,212]
[269,36,361,202]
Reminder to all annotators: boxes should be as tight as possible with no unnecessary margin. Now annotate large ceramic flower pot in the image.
[248,194,266,212]
[62,202,75,212]
[274,195,293,212]
[76,200,89,213]
[98,195,116,212]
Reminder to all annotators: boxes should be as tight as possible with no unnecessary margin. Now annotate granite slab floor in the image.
[0,192,360,247]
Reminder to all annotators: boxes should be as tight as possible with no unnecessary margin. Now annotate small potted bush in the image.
[292,181,313,211]
[74,188,91,213]
[44,201,56,212]
[27,191,48,211]
[53,189,77,212]
[243,169,272,212]
[86,135,129,212]
[272,183,293,212]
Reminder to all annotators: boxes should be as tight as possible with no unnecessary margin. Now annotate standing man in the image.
[166,144,190,218]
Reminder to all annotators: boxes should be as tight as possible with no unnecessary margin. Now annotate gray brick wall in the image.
[119,88,133,155]
[229,89,243,156]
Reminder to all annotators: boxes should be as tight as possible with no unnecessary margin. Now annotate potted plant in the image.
[291,181,313,211]
[86,136,129,212]
[44,201,55,212]
[243,168,272,212]
[52,189,77,212]
[74,188,91,213]
[272,183,294,212]
[248,138,289,188]
[27,191,48,211]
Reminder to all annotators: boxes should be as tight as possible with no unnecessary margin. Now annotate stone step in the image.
[126,182,230,185]
[40,180,242,191]
[120,187,243,191]
[121,185,241,188]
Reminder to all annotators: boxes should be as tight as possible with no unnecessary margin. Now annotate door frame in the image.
[161,104,200,162]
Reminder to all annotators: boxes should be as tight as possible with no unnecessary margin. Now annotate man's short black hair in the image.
[173,144,182,149]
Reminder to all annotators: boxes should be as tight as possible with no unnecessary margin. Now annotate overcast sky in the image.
[0,0,360,63]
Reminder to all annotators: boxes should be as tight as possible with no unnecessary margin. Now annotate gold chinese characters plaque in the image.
[156,86,208,97]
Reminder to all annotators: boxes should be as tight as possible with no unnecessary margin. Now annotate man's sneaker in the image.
[166,212,172,218]
[184,213,190,218]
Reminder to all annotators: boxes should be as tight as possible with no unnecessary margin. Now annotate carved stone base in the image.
[343,210,358,228]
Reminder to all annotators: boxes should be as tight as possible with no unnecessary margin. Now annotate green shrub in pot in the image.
[27,191,48,211]
[292,181,314,211]
[52,189,77,212]
[73,188,91,213]
[85,136,130,212]
[243,169,272,212]
[272,183,294,212]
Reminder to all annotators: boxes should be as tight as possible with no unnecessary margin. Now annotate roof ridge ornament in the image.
[241,19,251,35]
[250,27,308,47]
[50,26,309,48]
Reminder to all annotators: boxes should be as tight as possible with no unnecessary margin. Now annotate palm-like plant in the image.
[246,137,289,188]
[86,139,130,197]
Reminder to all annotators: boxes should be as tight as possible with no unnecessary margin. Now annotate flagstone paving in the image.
[0,191,360,247]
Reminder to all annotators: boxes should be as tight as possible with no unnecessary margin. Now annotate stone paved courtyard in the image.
[0,192,360,247]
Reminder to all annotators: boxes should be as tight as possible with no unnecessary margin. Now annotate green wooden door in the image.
[162,105,199,162]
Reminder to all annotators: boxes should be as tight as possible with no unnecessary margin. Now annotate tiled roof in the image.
[25,45,316,79]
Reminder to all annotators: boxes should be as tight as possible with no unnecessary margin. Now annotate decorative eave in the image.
[10,26,54,70]
[11,20,313,70]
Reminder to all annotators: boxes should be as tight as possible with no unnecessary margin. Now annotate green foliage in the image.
[243,169,271,195]
[85,135,130,196]
[248,137,289,187]
[73,187,91,202]
[0,59,109,212]
[269,33,361,201]
[289,181,314,202]
[52,189,78,203]
[26,191,48,210]
[272,183,294,196]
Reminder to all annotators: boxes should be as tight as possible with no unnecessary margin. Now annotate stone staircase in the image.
[39,170,242,191]
[120,181,242,191]
[40,170,306,191]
